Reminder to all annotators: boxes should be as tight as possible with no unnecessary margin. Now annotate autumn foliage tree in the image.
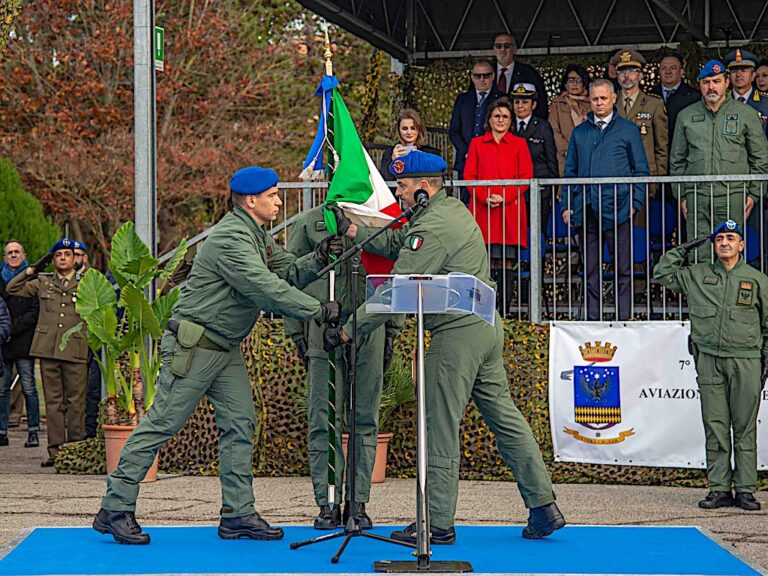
[0,0,374,266]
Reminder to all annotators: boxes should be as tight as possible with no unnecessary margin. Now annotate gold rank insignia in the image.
[620,51,632,63]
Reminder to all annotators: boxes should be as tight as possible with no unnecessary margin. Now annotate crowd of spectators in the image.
[0,238,99,466]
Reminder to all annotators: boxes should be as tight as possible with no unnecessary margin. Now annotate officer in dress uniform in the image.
[654,220,766,511]
[724,48,768,137]
[325,151,565,544]
[612,49,668,210]
[91,167,344,545]
[6,239,89,467]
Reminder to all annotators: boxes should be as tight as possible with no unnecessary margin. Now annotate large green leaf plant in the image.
[63,222,187,425]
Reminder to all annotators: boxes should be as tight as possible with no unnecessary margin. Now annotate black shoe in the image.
[343,501,373,530]
[698,491,734,509]
[390,522,456,545]
[93,508,150,545]
[24,433,39,448]
[522,502,566,539]
[0,436,8,447]
[313,505,341,530]
[734,493,761,511]
[41,458,54,468]
[218,513,284,540]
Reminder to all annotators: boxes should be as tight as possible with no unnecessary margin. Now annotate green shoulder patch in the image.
[409,235,424,250]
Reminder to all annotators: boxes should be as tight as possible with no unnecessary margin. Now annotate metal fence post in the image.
[530,178,542,323]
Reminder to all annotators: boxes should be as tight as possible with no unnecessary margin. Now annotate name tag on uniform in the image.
[315,221,327,232]
[724,114,739,135]
[692,114,705,122]
[737,280,754,305]
[703,276,719,285]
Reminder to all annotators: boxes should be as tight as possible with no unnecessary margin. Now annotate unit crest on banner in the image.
[563,340,635,445]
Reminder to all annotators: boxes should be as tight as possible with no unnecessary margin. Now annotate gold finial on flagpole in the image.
[324,27,333,76]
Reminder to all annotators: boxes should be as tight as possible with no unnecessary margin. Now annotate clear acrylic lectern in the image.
[366,273,495,573]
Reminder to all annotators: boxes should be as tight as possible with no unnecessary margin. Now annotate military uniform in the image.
[726,48,768,137]
[653,225,768,499]
[284,206,389,511]
[100,172,329,527]
[347,187,555,532]
[670,66,768,260]
[6,268,89,459]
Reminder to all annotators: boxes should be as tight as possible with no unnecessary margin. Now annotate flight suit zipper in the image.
[717,267,731,356]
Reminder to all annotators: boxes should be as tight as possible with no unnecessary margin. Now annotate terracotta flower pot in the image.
[102,424,159,483]
[342,432,394,484]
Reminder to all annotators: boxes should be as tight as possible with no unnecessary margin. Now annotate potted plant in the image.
[62,222,187,480]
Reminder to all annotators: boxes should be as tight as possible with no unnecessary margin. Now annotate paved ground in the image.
[1,427,766,574]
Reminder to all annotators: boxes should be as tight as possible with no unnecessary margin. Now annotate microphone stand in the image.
[290,204,420,563]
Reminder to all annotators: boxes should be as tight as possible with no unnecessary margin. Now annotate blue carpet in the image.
[0,525,760,575]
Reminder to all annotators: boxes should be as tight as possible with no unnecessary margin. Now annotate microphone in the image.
[414,189,430,208]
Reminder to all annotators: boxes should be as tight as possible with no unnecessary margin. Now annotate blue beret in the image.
[698,60,726,81]
[229,167,279,195]
[50,238,76,253]
[389,150,447,178]
[73,241,87,254]
[725,48,759,70]
[710,219,743,242]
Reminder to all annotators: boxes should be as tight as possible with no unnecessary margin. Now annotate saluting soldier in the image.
[725,48,768,137]
[284,204,397,531]
[654,220,766,512]
[92,167,344,545]
[325,151,565,544]
[6,239,89,467]
[613,49,668,208]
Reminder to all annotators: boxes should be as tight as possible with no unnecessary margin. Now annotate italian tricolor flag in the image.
[322,88,402,273]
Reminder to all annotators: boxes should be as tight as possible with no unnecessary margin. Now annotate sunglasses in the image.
[472,72,493,79]
[494,42,514,49]
[617,67,640,74]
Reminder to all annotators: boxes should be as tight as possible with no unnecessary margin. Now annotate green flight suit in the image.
[346,189,555,530]
[654,246,768,493]
[284,205,389,505]
[102,205,326,518]
[670,97,768,261]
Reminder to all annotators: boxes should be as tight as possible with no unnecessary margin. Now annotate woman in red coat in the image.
[464,96,533,314]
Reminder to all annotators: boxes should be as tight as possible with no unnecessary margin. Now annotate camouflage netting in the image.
[54,318,767,489]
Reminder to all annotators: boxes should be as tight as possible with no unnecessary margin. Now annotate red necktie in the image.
[498,68,507,93]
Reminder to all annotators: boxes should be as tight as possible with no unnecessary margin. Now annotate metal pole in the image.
[134,0,157,257]
[415,280,430,567]
[529,179,542,322]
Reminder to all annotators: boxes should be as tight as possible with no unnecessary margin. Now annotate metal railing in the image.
[162,174,768,323]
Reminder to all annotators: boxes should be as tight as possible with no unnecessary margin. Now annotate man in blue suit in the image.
[448,60,504,204]
[562,79,650,321]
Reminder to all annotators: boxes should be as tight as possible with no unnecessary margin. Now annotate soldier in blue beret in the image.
[93,166,345,545]
[327,150,564,544]
[73,241,89,273]
[725,49,768,135]
[655,220,767,511]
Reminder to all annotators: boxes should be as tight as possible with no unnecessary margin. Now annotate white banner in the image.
[549,321,768,469]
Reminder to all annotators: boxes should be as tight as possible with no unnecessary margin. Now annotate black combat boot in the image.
[313,505,341,530]
[218,512,284,540]
[522,502,566,539]
[24,432,39,448]
[93,508,150,545]
[343,501,372,529]
[390,522,456,545]
[698,491,734,509]
[734,493,761,511]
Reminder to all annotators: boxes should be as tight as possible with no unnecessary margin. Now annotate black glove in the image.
[383,334,395,373]
[323,326,345,352]
[31,252,53,272]
[320,301,342,326]
[294,337,309,370]
[761,354,768,391]
[679,235,709,256]
[315,235,344,263]
[328,204,352,237]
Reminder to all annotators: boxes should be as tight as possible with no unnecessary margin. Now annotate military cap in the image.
[389,150,447,178]
[725,48,759,70]
[710,219,743,242]
[510,83,537,99]
[229,166,279,195]
[73,240,87,254]
[610,49,646,70]
[50,238,76,254]
[698,59,726,80]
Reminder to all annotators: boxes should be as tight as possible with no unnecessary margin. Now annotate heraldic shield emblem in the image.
[564,341,635,444]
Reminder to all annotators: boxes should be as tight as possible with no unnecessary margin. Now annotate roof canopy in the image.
[298,0,768,62]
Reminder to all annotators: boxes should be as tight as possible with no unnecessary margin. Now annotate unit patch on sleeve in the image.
[409,235,424,250]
